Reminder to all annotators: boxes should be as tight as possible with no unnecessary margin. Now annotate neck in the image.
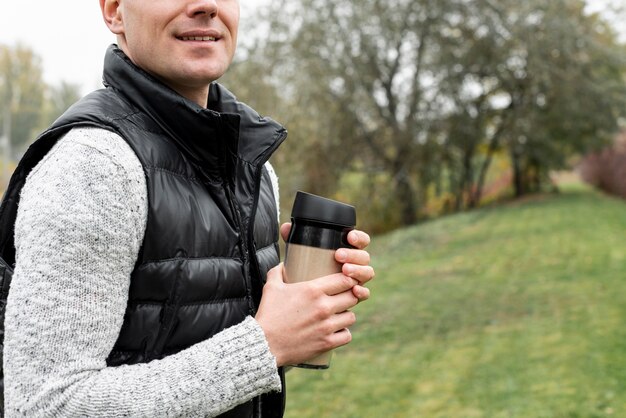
[163,81,210,108]
[117,41,210,108]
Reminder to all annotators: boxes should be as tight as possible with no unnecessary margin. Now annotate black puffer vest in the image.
[0,45,286,417]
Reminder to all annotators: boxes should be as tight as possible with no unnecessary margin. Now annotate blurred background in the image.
[3,0,626,416]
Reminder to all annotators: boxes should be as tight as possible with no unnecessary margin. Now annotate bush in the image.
[579,132,626,198]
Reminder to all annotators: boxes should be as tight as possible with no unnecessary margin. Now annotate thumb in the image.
[266,263,286,285]
[280,223,292,242]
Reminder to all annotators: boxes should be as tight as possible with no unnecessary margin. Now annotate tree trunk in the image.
[454,173,466,212]
[461,146,475,210]
[393,172,418,226]
[511,148,524,197]
[446,163,463,213]
[469,125,505,208]
[469,151,493,208]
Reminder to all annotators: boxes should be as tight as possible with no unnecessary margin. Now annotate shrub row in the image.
[579,132,626,198]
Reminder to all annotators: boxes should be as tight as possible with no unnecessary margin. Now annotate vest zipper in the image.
[246,168,273,315]
[221,168,256,317]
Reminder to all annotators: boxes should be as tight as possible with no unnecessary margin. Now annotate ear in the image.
[100,0,125,35]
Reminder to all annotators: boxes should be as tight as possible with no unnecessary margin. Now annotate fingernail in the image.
[336,249,348,262]
[344,264,355,276]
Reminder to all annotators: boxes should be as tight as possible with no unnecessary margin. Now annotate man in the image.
[1,0,375,417]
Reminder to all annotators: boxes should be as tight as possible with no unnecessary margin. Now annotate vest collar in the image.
[102,45,286,172]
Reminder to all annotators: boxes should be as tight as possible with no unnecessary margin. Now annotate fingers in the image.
[280,223,291,242]
[336,248,370,279]
[347,229,370,250]
[351,285,371,301]
[343,263,375,285]
[337,247,374,285]
[326,288,359,314]
[320,314,355,351]
[311,273,359,296]
[322,327,353,351]
[336,248,370,265]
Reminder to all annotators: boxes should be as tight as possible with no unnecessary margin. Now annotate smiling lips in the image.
[179,36,217,41]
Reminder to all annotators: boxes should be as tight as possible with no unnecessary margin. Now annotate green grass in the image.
[284,182,626,418]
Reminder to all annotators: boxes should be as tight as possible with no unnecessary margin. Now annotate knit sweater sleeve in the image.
[4,127,281,417]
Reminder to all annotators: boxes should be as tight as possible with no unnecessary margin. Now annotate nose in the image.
[186,0,218,18]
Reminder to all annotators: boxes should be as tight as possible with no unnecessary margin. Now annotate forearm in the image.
[32,318,278,418]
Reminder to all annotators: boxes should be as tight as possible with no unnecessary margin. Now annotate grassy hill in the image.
[284,183,626,418]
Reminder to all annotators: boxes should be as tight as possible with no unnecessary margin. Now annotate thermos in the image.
[284,191,356,369]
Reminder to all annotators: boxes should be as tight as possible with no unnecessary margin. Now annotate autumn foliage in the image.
[580,131,626,198]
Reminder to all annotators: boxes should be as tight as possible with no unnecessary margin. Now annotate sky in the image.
[0,1,261,95]
[0,1,623,96]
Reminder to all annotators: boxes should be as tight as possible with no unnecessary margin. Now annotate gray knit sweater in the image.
[4,127,282,417]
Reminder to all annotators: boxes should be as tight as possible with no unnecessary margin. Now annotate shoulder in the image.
[30,127,143,181]
[24,127,146,206]
[20,126,148,244]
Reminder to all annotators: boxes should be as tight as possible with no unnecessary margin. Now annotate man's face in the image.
[102,0,240,102]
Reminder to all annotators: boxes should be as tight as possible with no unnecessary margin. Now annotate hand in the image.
[255,264,359,367]
[280,223,375,301]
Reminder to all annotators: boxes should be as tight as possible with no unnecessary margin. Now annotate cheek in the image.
[228,26,239,60]
[224,7,240,49]
[231,24,239,50]
[123,6,162,49]
[125,20,165,67]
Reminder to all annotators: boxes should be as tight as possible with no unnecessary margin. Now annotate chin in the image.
[189,72,226,85]
[189,67,228,83]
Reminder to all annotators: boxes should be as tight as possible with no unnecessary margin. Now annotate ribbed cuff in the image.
[209,316,282,399]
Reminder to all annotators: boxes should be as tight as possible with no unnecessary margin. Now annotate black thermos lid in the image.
[291,191,356,227]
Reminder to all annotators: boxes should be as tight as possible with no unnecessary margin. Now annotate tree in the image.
[257,0,465,225]
[225,0,626,231]
[462,0,626,197]
[40,81,82,129]
[0,44,46,159]
[433,0,626,201]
